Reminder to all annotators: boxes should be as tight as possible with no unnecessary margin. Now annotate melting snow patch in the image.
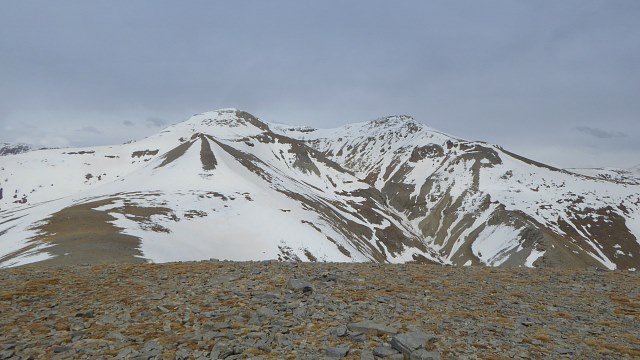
[623,214,640,246]
[525,249,545,267]
[471,224,522,266]
[0,245,53,268]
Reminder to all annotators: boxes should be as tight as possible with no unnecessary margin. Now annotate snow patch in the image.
[525,249,545,267]
[471,225,522,266]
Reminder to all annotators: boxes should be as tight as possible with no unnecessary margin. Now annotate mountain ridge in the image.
[1,109,638,270]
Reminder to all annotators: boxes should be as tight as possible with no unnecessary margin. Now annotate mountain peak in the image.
[191,108,238,118]
[358,114,424,136]
[165,109,270,139]
[371,115,415,125]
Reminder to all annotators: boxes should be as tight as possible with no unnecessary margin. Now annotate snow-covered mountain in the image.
[1,109,639,270]
[568,167,640,185]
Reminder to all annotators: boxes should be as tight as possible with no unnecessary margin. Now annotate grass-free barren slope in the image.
[0,262,638,359]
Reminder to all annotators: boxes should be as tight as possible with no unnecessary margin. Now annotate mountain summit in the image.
[1,109,639,269]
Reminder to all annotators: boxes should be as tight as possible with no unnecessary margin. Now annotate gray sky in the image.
[1,1,639,168]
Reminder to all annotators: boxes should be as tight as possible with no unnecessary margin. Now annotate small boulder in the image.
[257,306,277,317]
[328,325,348,337]
[115,347,137,359]
[390,332,436,355]
[556,348,574,355]
[286,278,314,293]
[360,349,375,360]
[53,346,71,354]
[75,310,95,318]
[349,332,367,342]
[142,340,163,357]
[326,346,350,358]
[372,346,400,358]
[410,349,441,360]
[347,320,398,336]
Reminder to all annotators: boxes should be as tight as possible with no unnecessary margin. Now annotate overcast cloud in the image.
[146,117,167,128]
[0,0,638,168]
[574,126,625,139]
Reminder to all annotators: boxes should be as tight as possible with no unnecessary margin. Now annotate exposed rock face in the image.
[409,144,444,162]
[1,109,639,269]
[0,143,31,156]
[278,115,640,270]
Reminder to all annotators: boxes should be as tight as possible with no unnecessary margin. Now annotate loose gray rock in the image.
[390,331,436,355]
[556,348,574,355]
[348,320,398,335]
[257,306,277,317]
[175,348,191,359]
[1,259,637,359]
[75,310,94,318]
[115,347,137,359]
[350,332,367,342]
[410,349,441,360]
[360,349,375,360]
[292,307,307,318]
[108,331,127,342]
[53,346,71,353]
[209,342,234,359]
[253,292,280,301]
[286,278,314,293]
[142,340,163,356]
[68,319,86,331]
[373,346,400,357]
[326,346,350,358]
[97,314,118,325]
[203,331,233,340]
[255,338,272,352]
[328,325,348,337]
[150,292,166,300]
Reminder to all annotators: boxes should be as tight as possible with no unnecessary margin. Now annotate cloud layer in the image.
[0,1,638,168]
[575,126,625,139]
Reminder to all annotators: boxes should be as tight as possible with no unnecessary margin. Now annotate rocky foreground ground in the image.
[0,261,639,360]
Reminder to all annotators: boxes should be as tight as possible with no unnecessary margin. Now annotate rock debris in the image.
[0,261,638,359]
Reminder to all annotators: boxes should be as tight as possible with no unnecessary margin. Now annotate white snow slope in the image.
[1,109,639,269]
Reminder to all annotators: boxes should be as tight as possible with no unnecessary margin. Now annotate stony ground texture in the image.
[0,261,639,359]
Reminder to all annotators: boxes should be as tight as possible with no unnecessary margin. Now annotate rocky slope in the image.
[0,261,638,359]
[1,109,639,269]
[0,143,32,156]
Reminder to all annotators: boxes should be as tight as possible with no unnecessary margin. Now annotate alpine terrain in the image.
[1,109,639,270]
[0,143,32,157]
